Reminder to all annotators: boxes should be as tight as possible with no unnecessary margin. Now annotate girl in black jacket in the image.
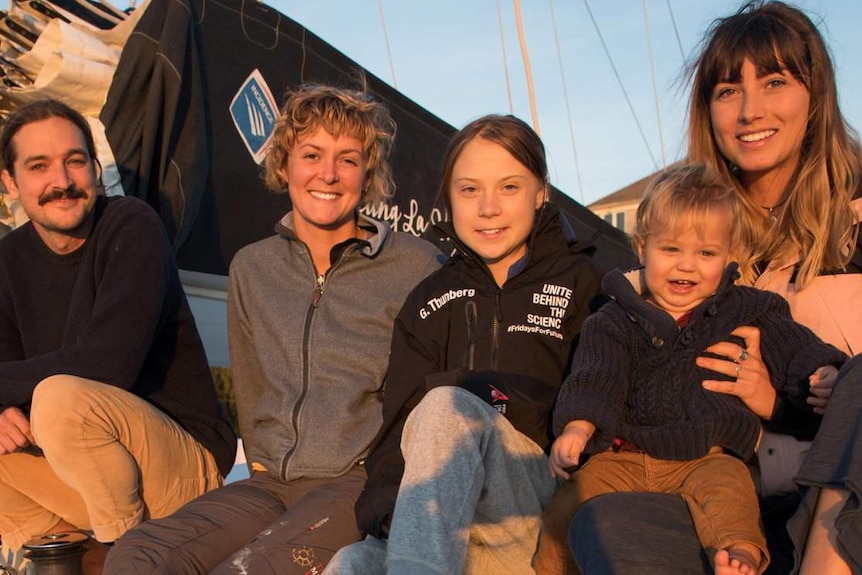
[325,114,603,575]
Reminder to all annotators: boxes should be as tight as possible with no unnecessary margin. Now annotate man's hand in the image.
[0,406,34,454]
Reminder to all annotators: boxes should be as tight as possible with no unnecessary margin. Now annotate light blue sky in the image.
[269,1,862,207]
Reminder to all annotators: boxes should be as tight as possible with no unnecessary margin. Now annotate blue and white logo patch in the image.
[230,69,278,165]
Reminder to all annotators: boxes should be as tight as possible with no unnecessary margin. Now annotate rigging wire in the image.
[582,0,657,168]
[666,0,686,62]
[514,0,540,135]
[642,0,666,166]
[495,0,514,114]
[548,0,585,202]
[376,0,398,89]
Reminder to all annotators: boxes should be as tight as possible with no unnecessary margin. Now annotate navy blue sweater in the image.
[553,264,847,461]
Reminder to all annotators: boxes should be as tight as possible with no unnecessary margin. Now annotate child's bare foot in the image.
[714,545,761,575]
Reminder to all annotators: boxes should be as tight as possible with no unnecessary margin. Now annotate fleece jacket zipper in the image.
[281,248,349,479]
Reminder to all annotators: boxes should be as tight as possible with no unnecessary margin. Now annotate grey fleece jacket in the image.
[227,212,442,481]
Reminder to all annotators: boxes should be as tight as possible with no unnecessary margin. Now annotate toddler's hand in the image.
[808,364,839,414]
[549,424,590,480]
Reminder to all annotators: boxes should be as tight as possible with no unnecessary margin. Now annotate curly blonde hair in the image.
[264,83,397,207]
[687,1,861,286]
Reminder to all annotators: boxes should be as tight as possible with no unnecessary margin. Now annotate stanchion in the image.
[22,532,88,575]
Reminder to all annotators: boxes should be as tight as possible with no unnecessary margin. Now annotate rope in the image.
[642,0,666,165]
[549,0,584,202]
[495,0,514,114]
[666,0,686,62]
[376,0,397,89]
[583,0,657,168]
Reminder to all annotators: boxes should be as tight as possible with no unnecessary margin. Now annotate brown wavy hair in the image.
[264,83,397,207]
[687,0,861,286]
[1,99,97,176]
[438,114,549,210]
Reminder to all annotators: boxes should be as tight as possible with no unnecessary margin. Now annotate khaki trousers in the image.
[536,449,769,575]
[0,375,222,550]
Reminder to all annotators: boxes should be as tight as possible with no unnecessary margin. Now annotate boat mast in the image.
[513,0,540,135]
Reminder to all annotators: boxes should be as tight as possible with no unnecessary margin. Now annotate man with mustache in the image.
[0,99,237,575]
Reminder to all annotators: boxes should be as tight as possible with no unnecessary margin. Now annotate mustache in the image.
[37,186,88,206]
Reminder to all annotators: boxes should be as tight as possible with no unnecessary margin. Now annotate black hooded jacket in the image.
[355,203,602,538]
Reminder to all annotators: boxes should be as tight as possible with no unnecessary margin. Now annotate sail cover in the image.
[101,0,636,275]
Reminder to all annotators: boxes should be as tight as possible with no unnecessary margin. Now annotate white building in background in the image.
[587,172,654,236]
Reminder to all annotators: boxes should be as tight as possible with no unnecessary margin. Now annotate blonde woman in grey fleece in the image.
[105,83,443,575]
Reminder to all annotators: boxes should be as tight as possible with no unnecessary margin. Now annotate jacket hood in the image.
[274,210,392,258]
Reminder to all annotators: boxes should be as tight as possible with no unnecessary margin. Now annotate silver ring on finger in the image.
[735,365,742,378]
[738,348,749,362]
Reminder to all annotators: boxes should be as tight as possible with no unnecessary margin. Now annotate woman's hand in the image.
[807,365,838,414]
[697,326,777,419]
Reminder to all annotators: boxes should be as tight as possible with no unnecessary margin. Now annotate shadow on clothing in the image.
[380,386,556,575]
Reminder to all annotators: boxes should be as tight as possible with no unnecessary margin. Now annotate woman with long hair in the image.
[569,3,862,574]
